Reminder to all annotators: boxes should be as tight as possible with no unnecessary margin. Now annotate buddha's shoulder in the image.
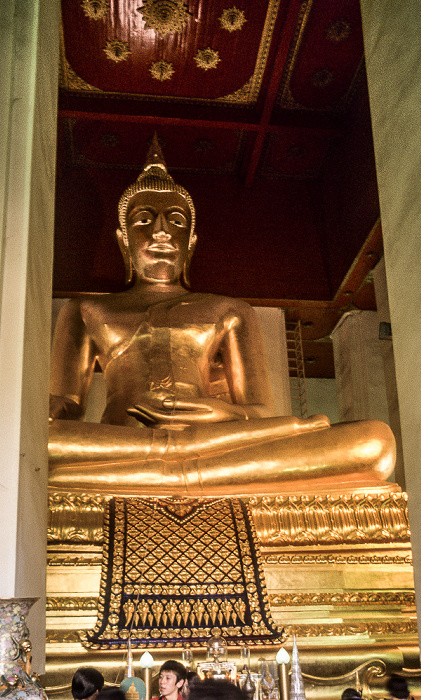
[187,293,255,317]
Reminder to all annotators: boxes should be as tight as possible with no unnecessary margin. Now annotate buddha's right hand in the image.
[127,396,248,426]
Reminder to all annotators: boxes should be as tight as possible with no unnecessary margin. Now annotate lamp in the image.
[140,651,154,700]
[276,647,290,700]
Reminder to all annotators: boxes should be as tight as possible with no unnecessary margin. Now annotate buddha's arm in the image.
[49,299,97,421]
[220,301,275,418]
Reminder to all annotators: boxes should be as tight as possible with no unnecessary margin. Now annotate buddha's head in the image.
[117,136,196,286]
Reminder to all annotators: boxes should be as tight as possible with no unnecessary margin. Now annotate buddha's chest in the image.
[84,304,224,367]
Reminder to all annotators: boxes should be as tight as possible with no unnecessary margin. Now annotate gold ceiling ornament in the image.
[326,19,352,42]
[103,39,131,62]
[311,67,334,88]
[219,7,247,32]
[81,0,109,20]
[194,47,221,71]
[149,59,175,81]
[138,0,189,37]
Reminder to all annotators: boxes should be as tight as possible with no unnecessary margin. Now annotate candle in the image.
[276,648,290,700]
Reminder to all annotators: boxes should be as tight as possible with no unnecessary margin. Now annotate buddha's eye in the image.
[169,212,187,227]
[134,211,153,225]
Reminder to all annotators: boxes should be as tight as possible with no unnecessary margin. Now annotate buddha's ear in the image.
[182,234,197,289]
[116,228,134,285]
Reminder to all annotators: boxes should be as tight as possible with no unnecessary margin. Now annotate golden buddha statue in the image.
[48,138,395,496]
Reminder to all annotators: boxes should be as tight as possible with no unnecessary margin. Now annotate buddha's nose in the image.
[152,213,171,239]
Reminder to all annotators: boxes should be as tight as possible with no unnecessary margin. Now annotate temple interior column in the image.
[360,0,421,644]
[330,310,390,423]
[372,257,405,488]
[0,0,59,671]
[254,306,291,416]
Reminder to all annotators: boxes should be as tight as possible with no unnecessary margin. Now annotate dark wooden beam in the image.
[245,0,308,187]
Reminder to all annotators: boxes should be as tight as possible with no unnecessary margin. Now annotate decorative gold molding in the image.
[47,555,102,567]
[251,493,410,546]
[46,630,83,644]
[46,597,99,612]
[47,492,411,548]
[269,591,416,608]
[262,553,412,566]
[46,619,418,645]
[139,0,189,37]
[287,620,418,638]
[219,8,247,33]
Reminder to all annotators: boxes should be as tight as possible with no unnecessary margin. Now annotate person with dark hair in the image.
[97,690,126,700]
[182,672,200,699]
[341,689,362,700]
[386,674,411,700]
[71,667,104,700]
[188,679,246,700]
[152,660,187,700]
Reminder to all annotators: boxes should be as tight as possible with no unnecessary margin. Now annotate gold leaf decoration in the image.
[81,0,109,20]
[219,7,247,32]
[194,48,221,71]
[103,40,131,63]
[311,68,334,88]
[326,19,351,43]
[149,60,175,81]
[139,0,189,37]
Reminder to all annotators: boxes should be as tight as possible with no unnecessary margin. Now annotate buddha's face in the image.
[125,190,191,283]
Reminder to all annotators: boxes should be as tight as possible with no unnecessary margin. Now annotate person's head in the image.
[97,690,125,700]
[117,136,196,287]
[386,674,409,699]
[182,672,200,699]
[158,660,187,699]
[188,679,246,700]
[71,667,104,700]
[341,689,362,700]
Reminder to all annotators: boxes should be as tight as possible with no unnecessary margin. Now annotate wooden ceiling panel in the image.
[259,127,335,179]
[277,0,364,111]
[61,0,282,101]
[68,118,245,172]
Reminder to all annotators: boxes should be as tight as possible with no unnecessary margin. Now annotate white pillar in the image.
[254,307,292,416]
[360,0,421,644]
[0,0,59,671]
[372,258,405,488]
[330,310,389,423]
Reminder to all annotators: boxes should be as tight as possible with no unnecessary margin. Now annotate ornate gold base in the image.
[43,488,420,699]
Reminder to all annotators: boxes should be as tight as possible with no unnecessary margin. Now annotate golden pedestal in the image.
[43,486,420,700]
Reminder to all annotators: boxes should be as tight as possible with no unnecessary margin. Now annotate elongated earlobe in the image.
[116,228,134,285]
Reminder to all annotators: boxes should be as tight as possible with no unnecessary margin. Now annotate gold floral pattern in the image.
[81,0,109,20]
[219,7,247,32]
[139,0,189,37]
[149,60,175,81]
[103,40,131,63]
[194,48,221,71]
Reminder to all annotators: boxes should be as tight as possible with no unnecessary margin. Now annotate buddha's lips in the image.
[147,243,177,252]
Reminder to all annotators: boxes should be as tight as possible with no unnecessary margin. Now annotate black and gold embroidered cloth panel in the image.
[83,497,283,648]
